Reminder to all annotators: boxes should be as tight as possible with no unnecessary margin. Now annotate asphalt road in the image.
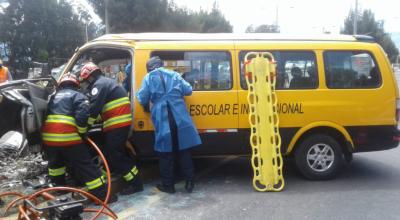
[104,145,400,220]
[111,68,400,220]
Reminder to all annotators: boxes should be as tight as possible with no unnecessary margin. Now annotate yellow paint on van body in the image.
[63,33,399,156]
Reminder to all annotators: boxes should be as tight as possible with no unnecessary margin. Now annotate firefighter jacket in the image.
[87,75,132,132]
[42,87,89,147]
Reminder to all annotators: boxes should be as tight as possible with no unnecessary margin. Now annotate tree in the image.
[87,0,233,33]
[342,9,399,62]
[245,24,280,33]
[0,0,87,72]
[196,2,233,33]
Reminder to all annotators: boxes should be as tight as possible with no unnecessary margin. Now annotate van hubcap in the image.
[306,143,334,172]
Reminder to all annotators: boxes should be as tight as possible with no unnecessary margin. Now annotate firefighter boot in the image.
[49,175,66,187]
[185,180,194,193]
[156,183,175,194]
[120,177,144,195]
[90,184,118,204]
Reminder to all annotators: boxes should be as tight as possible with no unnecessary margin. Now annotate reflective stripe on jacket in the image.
[42,114,82,146]
[88,75,132,132]
[42,88,89,147]
[102,97,132,131]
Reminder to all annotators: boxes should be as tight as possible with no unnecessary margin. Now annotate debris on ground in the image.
[0,131,25,160]
[0,131,47,193]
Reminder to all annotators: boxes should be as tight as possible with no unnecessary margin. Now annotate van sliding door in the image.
[150,50,240,155]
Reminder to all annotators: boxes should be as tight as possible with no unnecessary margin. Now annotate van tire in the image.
[294,134,344,180]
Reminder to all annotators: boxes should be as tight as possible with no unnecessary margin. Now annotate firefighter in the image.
[0,59,12,83]
[79,62,143,195]
[42,73,117,202]
[137,56,201,193]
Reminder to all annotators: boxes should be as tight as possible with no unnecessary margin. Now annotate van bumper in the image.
[348,125,400,153]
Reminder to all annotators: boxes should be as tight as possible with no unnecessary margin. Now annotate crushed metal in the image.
[0,131,47,193]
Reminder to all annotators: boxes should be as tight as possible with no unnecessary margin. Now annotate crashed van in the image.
[3,33,399,180]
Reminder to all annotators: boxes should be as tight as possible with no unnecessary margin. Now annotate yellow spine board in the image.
[244,52,284,192]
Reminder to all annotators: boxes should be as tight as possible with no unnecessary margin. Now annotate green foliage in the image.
[0,0,86,71]
[342,9,399,63]
[197,3,233,33]
[245,24,280,33]
[88,0,233,33]
[37,49,49,62]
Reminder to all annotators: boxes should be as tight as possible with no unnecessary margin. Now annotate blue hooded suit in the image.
[136,67,201,152]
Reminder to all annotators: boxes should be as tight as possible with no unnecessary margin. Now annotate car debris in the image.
[0,79,55,195]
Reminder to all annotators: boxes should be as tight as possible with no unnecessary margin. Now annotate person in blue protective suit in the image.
[137,56,201,193]
[122,64,131,93]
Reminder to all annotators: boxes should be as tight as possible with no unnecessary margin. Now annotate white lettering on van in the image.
[189,103,303,116]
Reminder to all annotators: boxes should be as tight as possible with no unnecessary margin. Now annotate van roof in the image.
[93,33,374,42]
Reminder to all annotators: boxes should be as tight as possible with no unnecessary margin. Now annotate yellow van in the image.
[62,33,400,180]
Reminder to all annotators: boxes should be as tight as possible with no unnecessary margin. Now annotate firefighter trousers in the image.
[45,143,105,192]
[103,126,140,182]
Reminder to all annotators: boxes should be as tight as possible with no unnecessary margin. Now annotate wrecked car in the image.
[0,78,55,191]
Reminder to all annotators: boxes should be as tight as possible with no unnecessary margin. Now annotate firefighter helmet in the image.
[80,62,100,80]
[59,73,79,87]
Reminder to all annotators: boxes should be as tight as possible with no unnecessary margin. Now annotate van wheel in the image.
[294,134,344,180]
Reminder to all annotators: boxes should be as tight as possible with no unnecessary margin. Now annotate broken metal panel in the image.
[0,79,54,195]
[0,78,55,145]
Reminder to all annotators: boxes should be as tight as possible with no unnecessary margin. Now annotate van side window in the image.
[324,51,381,89]
[151,51,232,91]
[240,51,318,90]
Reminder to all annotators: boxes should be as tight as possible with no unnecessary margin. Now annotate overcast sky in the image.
[173,0,400,34]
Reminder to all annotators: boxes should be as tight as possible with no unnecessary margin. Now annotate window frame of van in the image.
[64,44,135,92]
[62,44,136,125]
[238,50,319,90]
[323,50,383,89]
[150,50,234,91]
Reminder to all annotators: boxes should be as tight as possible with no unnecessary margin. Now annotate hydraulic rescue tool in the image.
[244,52,285,192]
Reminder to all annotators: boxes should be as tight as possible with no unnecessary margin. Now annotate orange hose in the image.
[84,208,115,219]
[4,137,116,219]
[1,192,26,216]
[18,205,31,220]
[40,192,56,200]
[86,137,113,220]
[0,192,25,198]
[24,207,40,219]
[4,194,38,215]
[5,197,25,216]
